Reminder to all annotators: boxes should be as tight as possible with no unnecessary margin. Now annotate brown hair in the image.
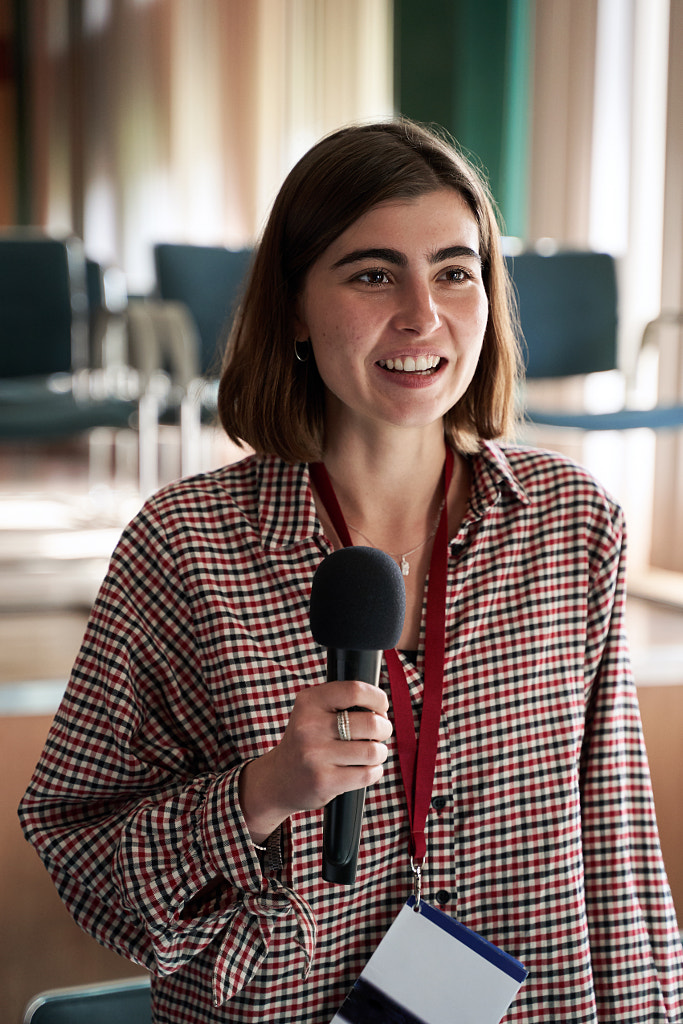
[218,118,521,462]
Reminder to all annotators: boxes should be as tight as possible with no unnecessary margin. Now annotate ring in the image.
[337,708,352,741]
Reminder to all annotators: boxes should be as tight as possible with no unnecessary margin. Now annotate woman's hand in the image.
[238,680,393,845]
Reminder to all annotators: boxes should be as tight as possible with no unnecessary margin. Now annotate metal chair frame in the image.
[22,976,151,1024]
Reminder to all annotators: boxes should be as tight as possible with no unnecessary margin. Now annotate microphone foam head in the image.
[309,546,406,650]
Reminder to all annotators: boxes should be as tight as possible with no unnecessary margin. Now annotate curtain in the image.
[651,0,683,574]
[526,0,598,244]
[27,0,393,292]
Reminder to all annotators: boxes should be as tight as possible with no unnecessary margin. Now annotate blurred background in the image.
[1,1,682,1020]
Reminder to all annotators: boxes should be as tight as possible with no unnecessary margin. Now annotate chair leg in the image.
[137,392,159,499]
[88,427,116,493]
[180,393,202,478]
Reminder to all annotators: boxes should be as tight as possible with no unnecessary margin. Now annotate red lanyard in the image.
[310,449,452,869]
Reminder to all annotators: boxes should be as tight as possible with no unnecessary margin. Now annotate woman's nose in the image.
[392,278,441,335]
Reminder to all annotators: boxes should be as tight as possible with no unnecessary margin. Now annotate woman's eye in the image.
[357,269,391,286]
[440,267,470,282]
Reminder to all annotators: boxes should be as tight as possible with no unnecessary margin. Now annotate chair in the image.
[153,242,252,378]
[0,233,160,494]
[506,249,683,431]
[23,976,151,1024]
[126,298,205,476]
[0,234,137,440]
[150,243,252,475]
[0,233,89,379]
[86,258,128,371]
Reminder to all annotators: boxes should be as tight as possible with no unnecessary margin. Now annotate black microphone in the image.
[310,546,406,884]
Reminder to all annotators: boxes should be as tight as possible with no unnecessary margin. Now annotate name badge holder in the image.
[330,895,528,1024]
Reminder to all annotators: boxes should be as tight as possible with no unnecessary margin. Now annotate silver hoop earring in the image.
[294,338,310,363]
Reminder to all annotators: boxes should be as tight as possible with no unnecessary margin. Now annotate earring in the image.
[294,338,310,363]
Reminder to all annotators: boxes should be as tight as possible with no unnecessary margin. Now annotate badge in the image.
[330,898,528,1024]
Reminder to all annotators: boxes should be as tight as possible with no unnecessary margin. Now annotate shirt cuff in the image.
[200,763,265,893]
[200,763,317,1005]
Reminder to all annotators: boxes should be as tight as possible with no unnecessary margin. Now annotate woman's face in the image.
[296,188,489,442]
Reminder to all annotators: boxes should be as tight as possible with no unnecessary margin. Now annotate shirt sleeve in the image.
[18,502,316,1007]
[580,504,683,1021]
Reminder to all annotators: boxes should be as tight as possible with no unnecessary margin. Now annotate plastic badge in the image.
[330,897,528,1024]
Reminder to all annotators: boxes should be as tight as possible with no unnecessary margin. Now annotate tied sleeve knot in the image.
[212,882,317,1006]
[241,888,291,920]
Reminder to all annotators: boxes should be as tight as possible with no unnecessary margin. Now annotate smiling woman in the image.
[294,190,489,447]
[19,120,683,1024]
[219,121,519,465]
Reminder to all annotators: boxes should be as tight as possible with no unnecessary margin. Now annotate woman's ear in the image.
[292,307,309,343]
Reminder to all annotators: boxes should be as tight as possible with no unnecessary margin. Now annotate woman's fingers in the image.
[277,681,392,799]
[317,678,390,718]
[239,679,394,841]
[333,708,393,746]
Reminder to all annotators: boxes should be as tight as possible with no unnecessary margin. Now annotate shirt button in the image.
[435,890,451,906]
[431,796,448,811]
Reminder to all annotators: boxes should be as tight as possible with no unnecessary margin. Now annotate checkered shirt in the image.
[19,442,683,1022]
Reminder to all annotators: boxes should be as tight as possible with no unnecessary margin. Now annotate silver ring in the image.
[336,708,351,741]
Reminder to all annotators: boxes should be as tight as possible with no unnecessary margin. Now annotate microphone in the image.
[310,546,406,884]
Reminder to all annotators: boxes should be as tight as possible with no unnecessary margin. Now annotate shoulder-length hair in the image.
[218,118,522,462]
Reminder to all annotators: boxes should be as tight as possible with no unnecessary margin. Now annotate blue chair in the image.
[0,232,169,494]
[153,243,252,378]
[0,234,137,441]
[506,249,683,432]
[23,977,151,1024]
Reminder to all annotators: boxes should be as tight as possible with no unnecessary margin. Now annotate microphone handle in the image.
[322,648,382,884]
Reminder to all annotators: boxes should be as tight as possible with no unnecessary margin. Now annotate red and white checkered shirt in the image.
[20,442,683,1022]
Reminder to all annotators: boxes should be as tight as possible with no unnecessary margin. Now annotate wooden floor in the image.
[1,437,682,1023]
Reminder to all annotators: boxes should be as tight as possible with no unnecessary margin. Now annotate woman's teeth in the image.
[378,355,441,372]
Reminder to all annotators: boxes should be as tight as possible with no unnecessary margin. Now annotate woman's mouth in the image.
[377,355,442,373]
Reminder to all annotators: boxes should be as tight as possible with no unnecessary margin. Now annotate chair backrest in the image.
[23,977,151,1024]
[505,250,618,379]
[154,243,252,376]
[0,234,89,378]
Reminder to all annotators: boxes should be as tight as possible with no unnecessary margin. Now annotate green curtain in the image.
[394,0,533,239]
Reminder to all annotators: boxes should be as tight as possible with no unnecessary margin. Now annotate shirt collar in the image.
[257,455,323,551]
[255,443,529,551]
[468,440,530,519]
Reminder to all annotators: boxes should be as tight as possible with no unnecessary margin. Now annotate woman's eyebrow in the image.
[331,244,481,270]
[431,245,482,264]
[332,247,407,269]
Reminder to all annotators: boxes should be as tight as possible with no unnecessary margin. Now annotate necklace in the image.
[346,498,446,577]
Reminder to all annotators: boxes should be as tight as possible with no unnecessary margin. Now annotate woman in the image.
[20,120,683,1023]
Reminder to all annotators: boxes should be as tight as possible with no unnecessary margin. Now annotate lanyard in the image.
[310,449,453,882]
